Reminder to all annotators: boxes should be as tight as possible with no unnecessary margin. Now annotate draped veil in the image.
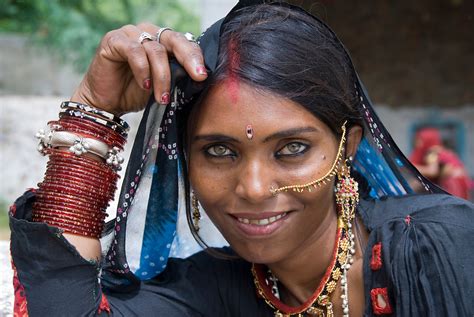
[100,0,443,288]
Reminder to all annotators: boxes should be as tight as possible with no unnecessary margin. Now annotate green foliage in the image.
[0,198,9,234]
[0,0,200,72]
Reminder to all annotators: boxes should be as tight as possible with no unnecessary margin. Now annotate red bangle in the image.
[58,116,126,144]
[33,201,106,219]
[32,214,103,238]
[52,119,126,148]
[38,182,111,201]
[35,192,108,210]
[35,192,105,209]
[48,156,118,177]
[32,209,105,226]
[34,111,125,239]
[38,182,113,203]
[46,162,117,179]
[47,156,118,179]
[46,163,116,181]
[42,176,116,197]
[33,206,106,222]
[48,149,114,170]
[58,112,128,138]
[33,206,106,223]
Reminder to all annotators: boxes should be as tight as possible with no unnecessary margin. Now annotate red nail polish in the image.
[143,79,152,90]
[160,92,170,104]
[196,66,207,75]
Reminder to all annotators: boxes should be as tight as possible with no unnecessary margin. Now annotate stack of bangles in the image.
[32,101,129,238]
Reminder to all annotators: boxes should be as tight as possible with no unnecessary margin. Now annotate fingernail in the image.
[160,92,170,105]
[143,79,152,90]
[196,66,207,75]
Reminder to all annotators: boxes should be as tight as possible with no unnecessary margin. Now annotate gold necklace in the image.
[251,216,353,317]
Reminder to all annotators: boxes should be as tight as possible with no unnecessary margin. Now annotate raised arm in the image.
[9,23,207,316]
[64,23,207,260]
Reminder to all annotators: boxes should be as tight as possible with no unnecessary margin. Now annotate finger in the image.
[113,25,153,90]
[142,41,171,105]
[159,30,208,81]
[136,23,207,81]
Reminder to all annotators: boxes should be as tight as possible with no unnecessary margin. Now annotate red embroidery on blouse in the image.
[370,242,383,271]
[11,259,29,316]
[98,294,111,315]
[9,203,17,217]
[370,287,393,315]
[405,215,411,225]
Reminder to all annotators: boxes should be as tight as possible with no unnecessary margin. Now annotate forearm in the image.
[9,191,108,316]
[30,101,127,260]
[64,233,101,261]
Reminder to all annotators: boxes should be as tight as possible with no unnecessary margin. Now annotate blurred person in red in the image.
[410,127,471,200]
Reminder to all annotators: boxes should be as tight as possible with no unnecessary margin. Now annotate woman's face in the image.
[188,81,341,265]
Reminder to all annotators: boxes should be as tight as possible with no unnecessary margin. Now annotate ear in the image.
[345,125,363,159]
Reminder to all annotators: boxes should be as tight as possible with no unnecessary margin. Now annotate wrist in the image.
[71,82,124,117]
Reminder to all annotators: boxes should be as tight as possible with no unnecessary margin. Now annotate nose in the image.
[235,159,275,203]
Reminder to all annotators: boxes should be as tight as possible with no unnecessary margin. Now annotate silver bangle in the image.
[36,129,125,170]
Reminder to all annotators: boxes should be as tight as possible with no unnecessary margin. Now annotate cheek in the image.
[276,144,336,186]
[189,158,231,191]
[188,158,232,216]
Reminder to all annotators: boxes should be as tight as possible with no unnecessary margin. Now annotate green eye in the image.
[206,145,234,157]
[277,142,308,156]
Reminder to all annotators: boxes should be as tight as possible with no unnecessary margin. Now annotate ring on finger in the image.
[156,27,173,44]
[138,32,154,44]
[183,32,196,42]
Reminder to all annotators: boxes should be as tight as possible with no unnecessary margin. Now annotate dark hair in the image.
[179,4,363,251]
[215,4,362,134]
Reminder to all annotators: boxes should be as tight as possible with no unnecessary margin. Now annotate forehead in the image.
[190,80,330,136]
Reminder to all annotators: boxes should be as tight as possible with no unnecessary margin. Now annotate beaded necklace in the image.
[252,216,355,317]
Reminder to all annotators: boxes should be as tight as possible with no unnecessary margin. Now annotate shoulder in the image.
[361,194,474,315]
[157,247,254,297]
[161,247,252,282]
[154,248,266,315]
[358,193,473,231]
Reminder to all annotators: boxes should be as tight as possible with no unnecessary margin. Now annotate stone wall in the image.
[0,34,82,96]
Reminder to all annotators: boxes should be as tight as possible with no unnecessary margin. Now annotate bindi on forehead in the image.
[226,37,240,104]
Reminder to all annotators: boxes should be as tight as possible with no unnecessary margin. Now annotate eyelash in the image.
[203,142,309,159]
[204,144,236,158]
[276,142,309,157]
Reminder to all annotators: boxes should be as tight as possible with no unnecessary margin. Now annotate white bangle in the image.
[50,131,109,158]
[35,128,125,170]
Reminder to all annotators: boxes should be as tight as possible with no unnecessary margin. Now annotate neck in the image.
[267,204,339,305]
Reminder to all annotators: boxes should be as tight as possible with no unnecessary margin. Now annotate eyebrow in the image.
[193,127,320,143]
[193,134,241,143]
[262,126,320,143]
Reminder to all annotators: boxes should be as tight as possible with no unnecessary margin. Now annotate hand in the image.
[71,23,207,116]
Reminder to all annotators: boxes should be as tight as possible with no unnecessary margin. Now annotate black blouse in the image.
[9,191,474,316]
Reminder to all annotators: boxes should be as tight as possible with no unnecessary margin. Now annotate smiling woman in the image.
[188,83,347,264]
[8,1,474,316]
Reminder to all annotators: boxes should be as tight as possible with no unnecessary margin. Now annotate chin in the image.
[229,240,286,265]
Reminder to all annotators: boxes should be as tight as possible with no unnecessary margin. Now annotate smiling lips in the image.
[231,211,290,236]
[237,212,287,226]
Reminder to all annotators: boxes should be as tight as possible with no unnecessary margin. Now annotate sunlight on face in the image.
[187,81,341,265]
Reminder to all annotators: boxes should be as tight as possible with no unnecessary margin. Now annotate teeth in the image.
[237,213,286,226]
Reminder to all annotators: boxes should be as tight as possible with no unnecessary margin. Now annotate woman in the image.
[410,127,471,200]
[9,1,474,316]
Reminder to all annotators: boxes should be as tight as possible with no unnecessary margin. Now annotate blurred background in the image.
[0,0,472,315]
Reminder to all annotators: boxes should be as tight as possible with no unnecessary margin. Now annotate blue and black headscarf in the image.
[101,0,443,288]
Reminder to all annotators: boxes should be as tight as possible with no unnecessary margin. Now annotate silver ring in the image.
[156,27,173,44]
[183,32,196,42]
[138,32,154,44]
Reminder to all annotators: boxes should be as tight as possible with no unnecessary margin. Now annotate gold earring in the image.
[335,156,359,228]
[191,192,201,232]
